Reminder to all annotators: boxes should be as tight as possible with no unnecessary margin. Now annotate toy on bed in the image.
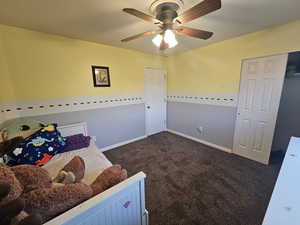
[53,156,86,184]
[91,164,128,196]
[0,136,24,158]
[17,159,92,222]
[1,119,44,142]
[0,139,128,223]
[0,163,93,224]
[0,165,42,225]
[0,183,42,225]
[0,120,129,223]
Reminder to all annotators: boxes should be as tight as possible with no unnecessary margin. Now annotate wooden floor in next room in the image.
[105,132,283,225]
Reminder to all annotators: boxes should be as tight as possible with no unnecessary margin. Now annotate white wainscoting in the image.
[0,94,144,120]
[167,93,238,107]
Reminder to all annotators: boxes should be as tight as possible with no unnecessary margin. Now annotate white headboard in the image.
[57,122,88,137]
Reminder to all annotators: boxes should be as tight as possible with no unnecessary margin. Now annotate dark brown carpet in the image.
[104,132,282,225]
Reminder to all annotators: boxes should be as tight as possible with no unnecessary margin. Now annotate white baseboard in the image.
[101,135,147,152]
[167,129,232,153]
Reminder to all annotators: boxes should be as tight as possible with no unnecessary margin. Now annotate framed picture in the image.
[92,66,111,87]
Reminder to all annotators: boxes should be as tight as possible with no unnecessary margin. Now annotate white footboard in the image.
[44,172,148,225]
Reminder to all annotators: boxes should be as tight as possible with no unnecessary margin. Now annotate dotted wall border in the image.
[0,95,144,119]
[167,94,238,107]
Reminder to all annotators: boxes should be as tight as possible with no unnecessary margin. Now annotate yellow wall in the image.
[167,20,300,94]
[2,20,300,101]
[0,24,166,101]
[0,29,16,101]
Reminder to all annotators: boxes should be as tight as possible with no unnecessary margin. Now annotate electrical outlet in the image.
[91,136,97,142]
[197,126,204,135]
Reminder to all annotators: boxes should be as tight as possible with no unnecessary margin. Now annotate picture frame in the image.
[92,66,111,87]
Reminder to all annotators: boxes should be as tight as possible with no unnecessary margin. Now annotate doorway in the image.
[233,54,288,164]
[272,52,300,155]
[144,67,167,136]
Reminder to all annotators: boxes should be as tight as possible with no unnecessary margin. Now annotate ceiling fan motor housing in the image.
[156,3,178,23]
[150,0,184,25]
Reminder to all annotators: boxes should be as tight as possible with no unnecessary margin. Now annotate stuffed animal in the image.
[0,182,24,224]
[0,162,93,224]
[0,172,42,225]
[22,183,93,222]
[90,164,128,196]
[0,142,127,224]
[0,163,23,206]
[11,165,52,193]
[0,137,24,158]
[1,119,44,141]
[53,156,85,184]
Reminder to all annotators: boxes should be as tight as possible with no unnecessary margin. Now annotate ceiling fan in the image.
[121,0,222,50]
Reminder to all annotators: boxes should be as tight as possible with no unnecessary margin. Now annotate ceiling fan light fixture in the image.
[152,34,163,47]
[122,0,221,50]
[152,30,178,49]
[164,29,178,48]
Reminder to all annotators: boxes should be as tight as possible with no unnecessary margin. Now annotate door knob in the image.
[147,106,151,109]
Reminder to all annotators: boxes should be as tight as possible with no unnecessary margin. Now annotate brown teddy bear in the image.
[0,183,42,225]
[0,134,128,224]
[53,156,86,184]
[21,183,93,222]
[0,165,42,225]
[0,163,23,206]
[91,164,128,196]
[19,162,128,222]
[11,165,52,193]
[0,163,93,224]
[0,136,24,158]
[20,161,128,222]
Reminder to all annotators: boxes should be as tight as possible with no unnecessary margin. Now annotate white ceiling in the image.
[0,0,300,56]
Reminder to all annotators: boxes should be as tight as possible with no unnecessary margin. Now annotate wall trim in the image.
[101,135,147,152]
[0,102,5,124]
[167,93,238,107]
[1,94,144,120]
[167,129,232,153]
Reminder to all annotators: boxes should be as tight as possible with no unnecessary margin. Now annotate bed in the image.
[41,122,148,225]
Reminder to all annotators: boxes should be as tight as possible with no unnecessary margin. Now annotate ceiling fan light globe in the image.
[168,39,178,48]
[152,34,163,47]
[164,29,178,48]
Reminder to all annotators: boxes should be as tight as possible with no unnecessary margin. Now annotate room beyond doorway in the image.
[272,51,300,153]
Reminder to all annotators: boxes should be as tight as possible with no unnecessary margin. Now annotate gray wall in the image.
[167,102,237,149]
[272,77,300,152]
[26,104,145,149]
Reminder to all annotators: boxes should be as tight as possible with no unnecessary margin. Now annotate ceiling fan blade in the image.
[123,8,162,24]
[176,26,213,40]
[121,30,160,42]
[174,0,221,24]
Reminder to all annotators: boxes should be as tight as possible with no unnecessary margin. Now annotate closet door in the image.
[233,54,288,164]
[144,67,167,136]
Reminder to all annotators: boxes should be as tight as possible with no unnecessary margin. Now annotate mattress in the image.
[43,142,112,185]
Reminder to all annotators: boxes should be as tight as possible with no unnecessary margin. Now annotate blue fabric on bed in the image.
[5,124,67,166]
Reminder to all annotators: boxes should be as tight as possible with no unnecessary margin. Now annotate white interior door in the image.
[233,54,288,164]
[144,67,167,136]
